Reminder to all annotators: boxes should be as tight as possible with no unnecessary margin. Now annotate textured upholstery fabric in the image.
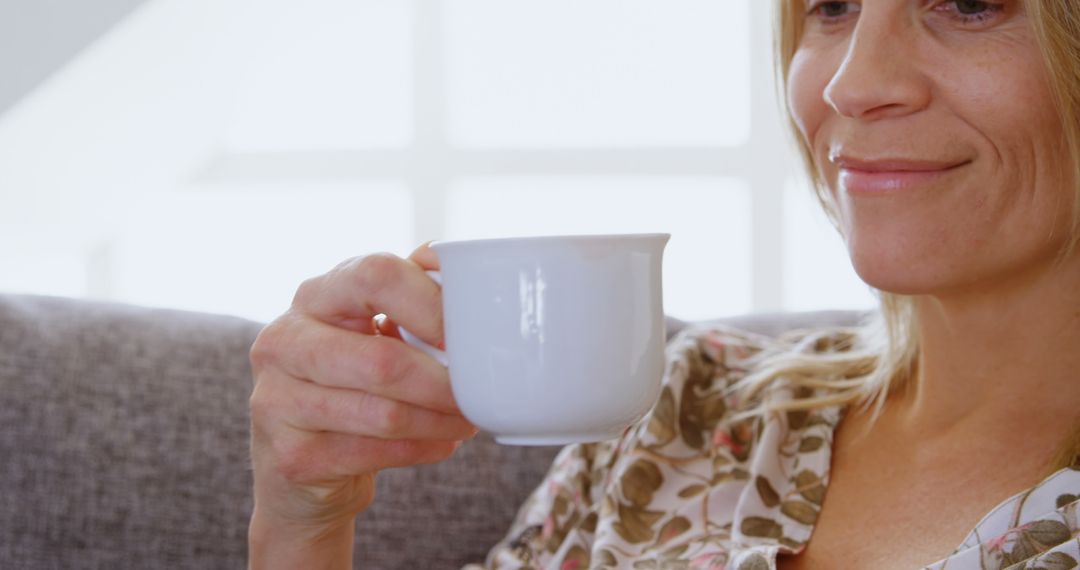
[0,295,263,569]
[0,294,863,569]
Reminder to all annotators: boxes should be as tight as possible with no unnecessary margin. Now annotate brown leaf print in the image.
[677,484,707,499]
[787,409,809,430]
[677,347,729,450]
[1023,519,1071,548]
[1033,551,1079,570]
[553,494,569,516]
[581,511,598,533]
[779,536,804,550]
[678,377,709,450]
[662,543,690,559]
[730,418,756,462]
[1056,494,1079,509]
[1004,533,1038,565]
[620,459,664,507]
[736,552,771,570]
[688,339,720,377]
[546,510,581,552]
[701,393,728,430]
[740,516,784,539]
[647,386,677,446]
[596,549,618,567]
[793,470,826,505]
[712,467,752,486]
[798,436,825,453]
[656,516,692,545]
[559,545,590,570]
[755,475,781,508]
[507,524,541,562]
[781,500,819,525]
[613,501,665,544]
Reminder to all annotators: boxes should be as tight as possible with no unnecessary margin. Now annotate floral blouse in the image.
[463,325,1080,570]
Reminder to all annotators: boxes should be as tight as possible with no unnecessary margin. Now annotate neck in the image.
[893,251,1080,442]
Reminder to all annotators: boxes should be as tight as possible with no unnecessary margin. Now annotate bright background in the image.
[0,0,876,323]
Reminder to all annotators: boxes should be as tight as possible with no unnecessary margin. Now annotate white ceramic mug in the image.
[401,233,670,446]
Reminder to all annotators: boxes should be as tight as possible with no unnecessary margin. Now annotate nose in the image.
[823,13,931,121]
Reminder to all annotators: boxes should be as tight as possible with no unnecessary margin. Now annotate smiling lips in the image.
[832,155,972,194]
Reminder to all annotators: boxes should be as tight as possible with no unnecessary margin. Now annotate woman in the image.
[247,0,1080,568]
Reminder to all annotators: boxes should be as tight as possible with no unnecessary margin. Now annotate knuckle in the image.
[418,441,458,465]
[248,384,275,425]
[249,318,291,372]
[293,323,324,380]
[296,388,335,424]
[360,337,404,385]
[249,384,297,447]
[292,274,326,309]
[352,253,402,298]
[373,399,409,436]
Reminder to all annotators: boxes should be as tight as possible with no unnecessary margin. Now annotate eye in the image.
[955,0,991,14]
[818,2,850,17]
[807,1,861,22]
[935,0,1007,24]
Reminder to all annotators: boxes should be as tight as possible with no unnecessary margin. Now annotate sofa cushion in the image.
[0,294,864,569]
[0,295,263,569]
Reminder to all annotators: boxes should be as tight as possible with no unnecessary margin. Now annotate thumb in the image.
[407,240,441,271]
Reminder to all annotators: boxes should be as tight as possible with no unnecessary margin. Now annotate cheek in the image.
[936,37,1071,236]
[786,51,816,146]
[787,47,842,185]
[786,50,826,149]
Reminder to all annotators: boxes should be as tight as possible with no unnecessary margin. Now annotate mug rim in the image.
[431,232,671,251]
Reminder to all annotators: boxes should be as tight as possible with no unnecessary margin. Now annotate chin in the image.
[852,266,935,297]
[845,242,965,297]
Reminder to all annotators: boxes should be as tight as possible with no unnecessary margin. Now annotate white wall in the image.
[0,0,877,322]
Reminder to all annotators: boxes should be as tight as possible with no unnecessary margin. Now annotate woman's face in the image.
[788,0,1074,297]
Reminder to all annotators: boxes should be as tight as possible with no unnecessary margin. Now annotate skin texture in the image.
[780,0,1080,568]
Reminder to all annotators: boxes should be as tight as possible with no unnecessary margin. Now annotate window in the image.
[0,0,874,323]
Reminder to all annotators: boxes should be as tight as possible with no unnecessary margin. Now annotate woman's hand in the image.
[247,243,477,569]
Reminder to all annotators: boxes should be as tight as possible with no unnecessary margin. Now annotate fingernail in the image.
[437,340,446,351]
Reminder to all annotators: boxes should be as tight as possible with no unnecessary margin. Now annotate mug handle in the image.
[398,270,449,367]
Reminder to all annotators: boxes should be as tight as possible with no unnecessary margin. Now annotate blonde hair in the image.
[737,0,1080,474]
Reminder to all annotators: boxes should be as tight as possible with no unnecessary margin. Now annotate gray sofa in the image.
[0,294,861,569]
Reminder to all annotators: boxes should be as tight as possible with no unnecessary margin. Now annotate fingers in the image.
[277,373,476,441]
[257,426,462,484]
[373,314,402,340]
[248,242,461,531]
[407,241,440,271]
[251,371,475,483]
[291,252,445,348]
[253,313,458,415]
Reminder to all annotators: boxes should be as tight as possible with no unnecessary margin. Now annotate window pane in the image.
[0,248,87,298]
[445,0,751,148]
[446,176,752,320]
[782,179,877,312]
[112,183,414,322]
[223,0,413,151]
